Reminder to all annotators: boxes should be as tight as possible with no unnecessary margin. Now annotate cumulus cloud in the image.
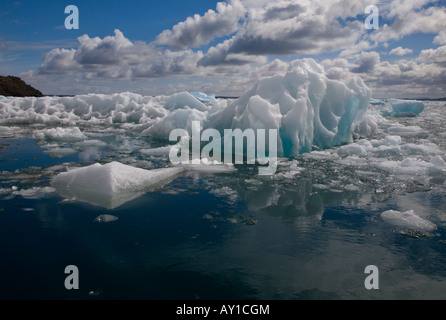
[155,0,246,49]
[38,29,204,79]
[389,46,413,56]
[39,48,78,74]
[324,48,446,98]
[419,45,446,66]
[198,0,368,66]
[350,51,380,73]
[434,30,446,44]
[371,6,446,43]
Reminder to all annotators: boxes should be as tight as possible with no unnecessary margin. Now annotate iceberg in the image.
[387,99,425,117]
[207,58,372,157]
[52,162,185,209]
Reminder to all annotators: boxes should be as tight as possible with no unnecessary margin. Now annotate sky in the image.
[0,0,445,98]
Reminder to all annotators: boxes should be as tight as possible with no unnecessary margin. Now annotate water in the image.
[1,101,446,300]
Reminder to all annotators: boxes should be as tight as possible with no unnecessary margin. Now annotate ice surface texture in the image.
[0,58,372,157]
[208,58,372,157]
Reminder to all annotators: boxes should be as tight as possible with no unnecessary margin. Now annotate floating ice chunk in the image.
[401,143,442,156]
[386,125,429,138]
[190,92,217,103]
[429,155,446,175]
[372,145,401,156]
[388,99,425,117]
[381,209,436,231]
[336,143,369,156]
[430,155,446,167]
[367,135,403,157]
[12,186,56,199]
[52,162,185,209]
[34,127,87,141]
[210,186,238,202]
[375,157,432,176]
[371,135,401,147]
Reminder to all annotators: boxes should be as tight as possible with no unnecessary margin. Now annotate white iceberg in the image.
[381,209,437,231]
[386,99,425,117]
[52,162,185,209]
[207,58,372,157]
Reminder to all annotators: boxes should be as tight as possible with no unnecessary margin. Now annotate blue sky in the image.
[1,0,445,98]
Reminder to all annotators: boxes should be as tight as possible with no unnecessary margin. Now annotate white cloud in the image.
[389,46,413,55]
[38,29,205,79]
[155,0,246,49]
[433,30,446,44]
[371,6,446,43]
[419,45,446,66]
[386,0,434,18]
[350,51,381,73]
[198,0,369,66]
[325,48,446,98]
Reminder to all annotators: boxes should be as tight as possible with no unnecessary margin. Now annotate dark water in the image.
[1,132,446,300]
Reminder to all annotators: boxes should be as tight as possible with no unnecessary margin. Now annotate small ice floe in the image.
[33,127,87,141]
[388,99,425,117]
[52,161,185,209]
[94,214,118,223]
[11,186,56,199]
[381,209,437,234]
